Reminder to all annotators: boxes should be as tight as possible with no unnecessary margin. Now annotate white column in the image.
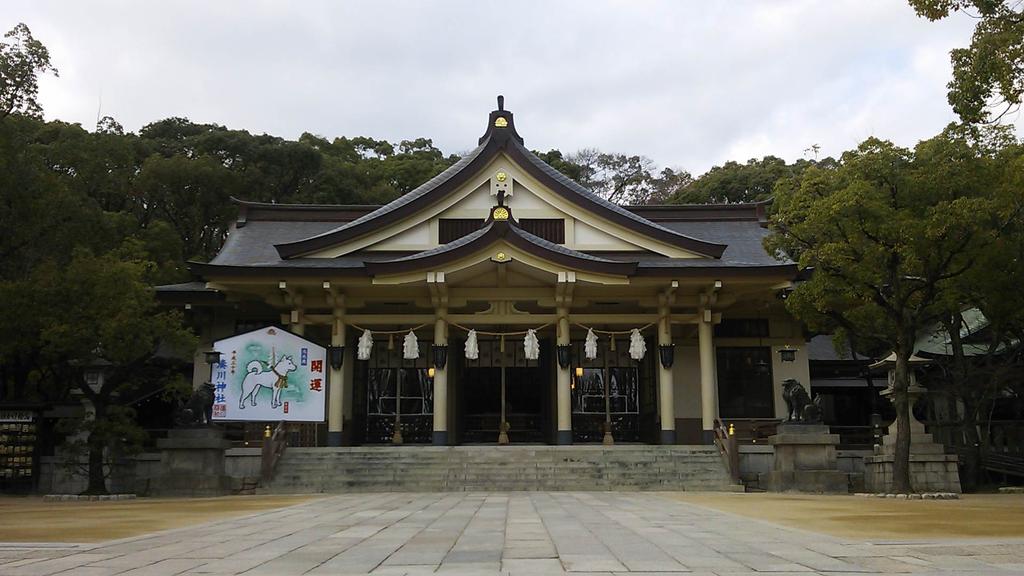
[657,302,676,444]
[698,308,717,443]
[556,307,572,444]
[328,311,346,446]
[432,309,449,445]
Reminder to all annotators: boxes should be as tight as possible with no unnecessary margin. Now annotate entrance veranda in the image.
[350,326,658,446]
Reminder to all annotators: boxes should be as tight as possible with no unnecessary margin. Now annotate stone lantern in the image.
[863,352,961,494]
[869,352,933,440]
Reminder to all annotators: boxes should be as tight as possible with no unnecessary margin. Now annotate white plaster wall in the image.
[365,221,432,251]
[437,182,494,213]
[573,220,644,251]
[672,346,701,419]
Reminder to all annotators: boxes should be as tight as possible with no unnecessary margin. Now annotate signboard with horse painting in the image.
[211,327,326,422]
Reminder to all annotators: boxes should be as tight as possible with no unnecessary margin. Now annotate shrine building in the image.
[157,97,809,447]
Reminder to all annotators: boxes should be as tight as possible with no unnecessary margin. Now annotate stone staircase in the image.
[263,445,742,493]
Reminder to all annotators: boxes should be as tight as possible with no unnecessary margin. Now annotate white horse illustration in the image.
[239,356,297,410]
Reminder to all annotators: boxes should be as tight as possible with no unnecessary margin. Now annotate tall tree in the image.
[765,129,1005,492]
[0,23,58,120]
[669,156,834,205]
[4,247,195,494]
[134,154,241,261]
[910,0,1024,123]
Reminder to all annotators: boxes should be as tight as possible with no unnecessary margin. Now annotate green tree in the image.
[930,130,1024,485]
[910,0,1024,124]
[134,154,241,260]
[765,129,1005,493]
[5,247,195,494]
[669,156,834,204]
[0,23,58,120]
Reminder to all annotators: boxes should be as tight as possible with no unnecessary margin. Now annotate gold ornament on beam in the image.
[495,171,507,182]
[492,206,510,221]
[494,117,508,128]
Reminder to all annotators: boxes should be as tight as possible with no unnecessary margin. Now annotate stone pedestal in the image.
[153,428,231,497]
[760,424,849,493]
[864,386,961,493]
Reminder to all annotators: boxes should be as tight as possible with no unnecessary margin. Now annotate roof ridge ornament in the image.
[480,95,523,145]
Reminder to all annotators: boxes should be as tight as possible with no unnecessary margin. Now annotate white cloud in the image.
[7,0,1015,177]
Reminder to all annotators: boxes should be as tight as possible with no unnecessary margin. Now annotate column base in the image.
[701,430,716,445]
[432,431,448,446]
[556,430,572,445]
[660,430,677,445]
[327,431,343,447]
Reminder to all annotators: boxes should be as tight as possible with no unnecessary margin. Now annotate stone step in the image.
[264,445,736,493]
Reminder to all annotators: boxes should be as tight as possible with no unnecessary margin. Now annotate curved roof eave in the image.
[364,220,638,276]
[273,139,496,259]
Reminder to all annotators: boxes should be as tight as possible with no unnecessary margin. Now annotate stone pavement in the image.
[1,492,1023,575]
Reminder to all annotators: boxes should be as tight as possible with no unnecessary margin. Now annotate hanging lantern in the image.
[329,346,345,370]
[524,329,540,360]
[403,330,419,360]
[432,344,448,369]
[465,329,479,360]
[556,345,571,369]
[629,328,646,361]
[584,328,598,360]
[779,345,797,363]
[357,329,373,360]
[659,344,674,369]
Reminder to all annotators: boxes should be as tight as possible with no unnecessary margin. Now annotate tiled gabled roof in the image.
[273,101,726,259]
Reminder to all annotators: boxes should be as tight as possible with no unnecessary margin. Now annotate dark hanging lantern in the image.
[556,345,571,369]
[329,346,345,370]
[432,344,448,370]
[204,349,221,366]
[778,347,797,363]
[658,345,674,369]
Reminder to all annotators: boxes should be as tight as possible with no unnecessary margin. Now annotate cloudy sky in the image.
[5,0,1012,174]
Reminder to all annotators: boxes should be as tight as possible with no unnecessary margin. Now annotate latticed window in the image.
[438,219,484,243]
[520,219,565,244]
[437,218,565,244]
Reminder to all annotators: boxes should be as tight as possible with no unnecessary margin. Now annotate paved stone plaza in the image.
[1,492,1023,575]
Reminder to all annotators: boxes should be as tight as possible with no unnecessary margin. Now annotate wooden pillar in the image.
[328,310,346,446]
[657,301,676,444]
[432,308,449,445]
[556,307,572,444]
[698,307,717,444]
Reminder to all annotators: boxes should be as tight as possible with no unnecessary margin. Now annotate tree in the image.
[134,154,241,261]
[534,148,695,205]
[669,156,834,204]
[0,23,58,120]
[765,129,1005,492]
[928,131,1024,485]
[910,0,1024,124]
[4,247,196,494]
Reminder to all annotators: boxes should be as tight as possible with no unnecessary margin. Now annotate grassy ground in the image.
[670,492,1024,540]
[0,495,317,543]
